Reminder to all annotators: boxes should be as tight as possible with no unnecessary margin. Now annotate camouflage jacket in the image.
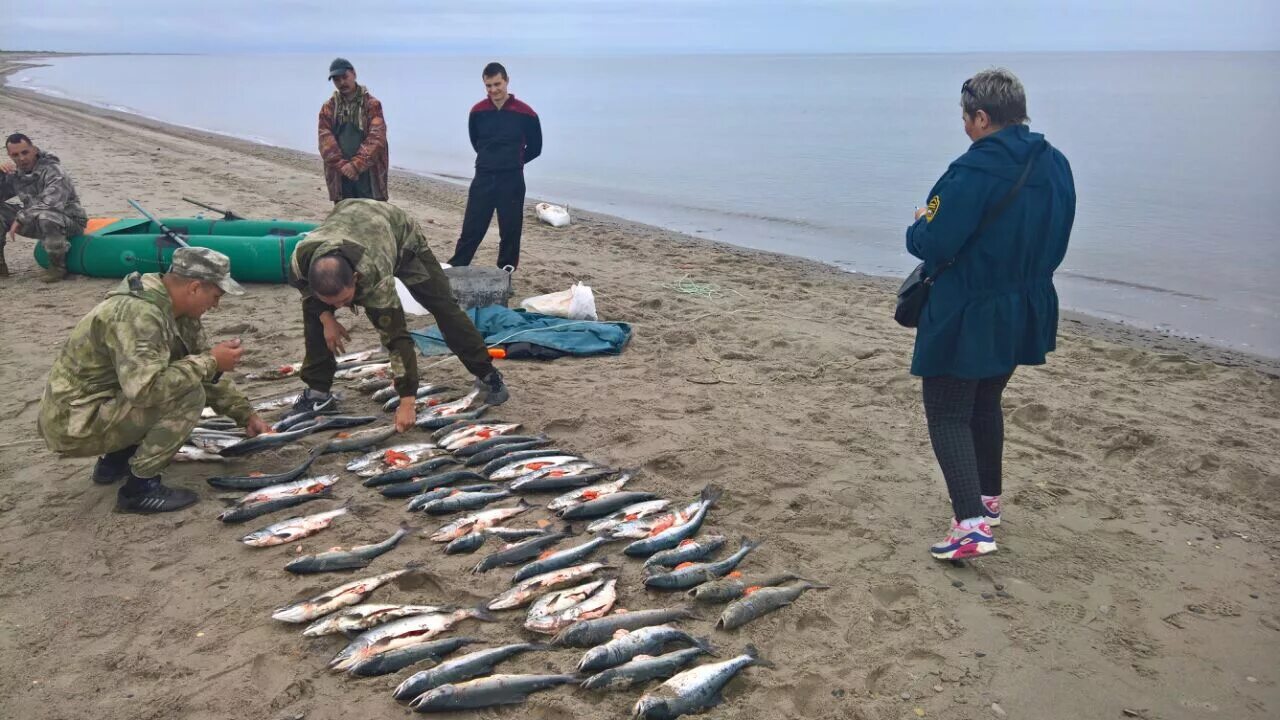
[0,151,88,228]
[38,273,252,450]
[289,199,431,395]
[318,87,389,202]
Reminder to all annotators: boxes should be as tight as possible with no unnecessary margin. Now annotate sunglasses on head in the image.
[961,79,973,95]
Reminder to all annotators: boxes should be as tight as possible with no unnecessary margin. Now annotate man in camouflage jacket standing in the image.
[1,133,88,281]
[318,58,389,203]
[287,199,508,433]
[38,247,270,513]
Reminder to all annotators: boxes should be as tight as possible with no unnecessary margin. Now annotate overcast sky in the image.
[4,0,1277,54]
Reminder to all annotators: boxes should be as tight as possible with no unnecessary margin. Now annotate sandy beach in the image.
[0,55,1277,720]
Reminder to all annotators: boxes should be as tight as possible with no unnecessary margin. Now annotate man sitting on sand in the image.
[0,133,88,281]
[38,248,270,514]
[287,199,509,432]
[318,57,389,203]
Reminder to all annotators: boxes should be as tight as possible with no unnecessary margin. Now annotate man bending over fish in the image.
[287,199,509,432]
[38,248,270,513]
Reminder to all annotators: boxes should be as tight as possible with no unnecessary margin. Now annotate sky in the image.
[3,0,1278,54]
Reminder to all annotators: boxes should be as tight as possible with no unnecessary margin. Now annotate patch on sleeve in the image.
[926,195,941,223]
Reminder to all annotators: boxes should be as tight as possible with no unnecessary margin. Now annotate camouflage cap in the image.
[328,57,355,79]
[169,247,245,295]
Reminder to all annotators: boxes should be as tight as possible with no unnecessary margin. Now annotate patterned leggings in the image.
[922,372,1013,521]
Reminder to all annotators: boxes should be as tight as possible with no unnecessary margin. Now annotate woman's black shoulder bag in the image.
[894,142,1047,328]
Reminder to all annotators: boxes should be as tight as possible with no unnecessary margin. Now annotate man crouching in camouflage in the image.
[38,248,271,513]
[1,133,88,281]
[288,199,509,432]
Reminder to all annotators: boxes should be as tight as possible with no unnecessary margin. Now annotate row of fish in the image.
[219,366,819,717]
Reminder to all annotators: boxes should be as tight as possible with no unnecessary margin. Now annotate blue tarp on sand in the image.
[411,305,632,357]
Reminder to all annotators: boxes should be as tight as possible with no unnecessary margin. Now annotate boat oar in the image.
[183,197,244,221]
[127,199,190,249]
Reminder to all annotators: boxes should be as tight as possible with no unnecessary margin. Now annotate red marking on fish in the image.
[538,549,555,560]
[249,472,263,477]
[527,462,551,471]
[385,450,412,467]
[743,585,762,596]
[582,490,600,500]
[726,571,743,579]
[647,517,676,535]
[678,539,695,547]
[336,432,351,438]
[675,562,695,570]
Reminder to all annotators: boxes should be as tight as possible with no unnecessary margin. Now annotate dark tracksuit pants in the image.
[301,246,495,395]
[448,169,525,270]
[922,372,1013,522]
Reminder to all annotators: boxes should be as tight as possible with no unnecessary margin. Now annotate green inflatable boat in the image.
[33,216,317,283]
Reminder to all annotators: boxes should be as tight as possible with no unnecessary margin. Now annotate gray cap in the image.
[170,247,245,295]
[328,57,355,80]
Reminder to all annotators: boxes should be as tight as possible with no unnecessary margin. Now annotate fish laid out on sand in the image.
[216,474,338,523]
[524,579,617,634]
[393,642,548,702]
[284,524,411,574]
[632,645,770,720]
[302,603,456,637]
[576,624,711,674]
[717,581,830,631]
[407,673,579,713]
[271,567,412,623]
[642,539,761,591]
[241,507,348,547]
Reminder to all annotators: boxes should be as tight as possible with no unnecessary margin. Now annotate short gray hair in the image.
[960,68,1028,126]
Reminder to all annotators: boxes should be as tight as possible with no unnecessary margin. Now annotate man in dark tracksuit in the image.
[448,62,542,271]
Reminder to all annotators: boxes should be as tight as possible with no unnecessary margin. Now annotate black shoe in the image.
[116,474,198,514]
[289,388,339,416]
[474,370,509,406]
[92,445,138,485]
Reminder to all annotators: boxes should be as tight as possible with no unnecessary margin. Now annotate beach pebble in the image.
[975,651,987,658]
[1246,676,1257,683]
[1250,593,1259,599]
[991,702,1007,717]
[934,685,945,693]
[997,590,1012,599]
[952,580,965,588]
[994,583,1005,591]
[901,692,912,701]
[981,592,994,600]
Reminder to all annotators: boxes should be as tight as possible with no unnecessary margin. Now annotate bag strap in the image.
[927,141,1048,284]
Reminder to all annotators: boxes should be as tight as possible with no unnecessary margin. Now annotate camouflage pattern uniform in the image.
[289,199,495,398]
[0,150,88,262]
[38,257,252,478]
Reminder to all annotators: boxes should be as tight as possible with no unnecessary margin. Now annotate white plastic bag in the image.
[535,202,571,228]
[521,281,597,320]
[567,282,597,320]
[396,278,430,315]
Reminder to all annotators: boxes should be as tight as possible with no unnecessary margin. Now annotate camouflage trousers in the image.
[0,201,79,255]
[38,383,204,478]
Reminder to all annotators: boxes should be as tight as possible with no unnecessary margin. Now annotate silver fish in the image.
[490,455,584,481]
[407,673,578,712]
[577,624,711,673]
[271,568,411,623]
[346,442,441,477]
[334,362,391,380]
[284,524,411,574]
[511,536,611,583]
[381,383,453,412]
[240,508,348,547]
[581,647,711,692]
[643,534,728,570]
[623,486,722,557]
[716,582,830,631]
[393,642,546,702]
[302,603,455,637]
[632,645,768,719]
[642,538,761,591]
[524,579,617,634]
[428,501,531,542]
[548,474,632,511]
[329,606,496,672]
[488,560,613,611]
[588,499,673,536]
[552,606,696,648]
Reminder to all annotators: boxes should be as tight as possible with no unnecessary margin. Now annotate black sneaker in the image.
[474,370,510,406]
[289,388,339,416]
[117,475,198,514]
[92,445,138,485]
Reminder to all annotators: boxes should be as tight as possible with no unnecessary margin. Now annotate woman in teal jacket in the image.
[906,68,1076,560]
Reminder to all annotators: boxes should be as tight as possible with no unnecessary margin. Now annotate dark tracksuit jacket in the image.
[449,94,542,269]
